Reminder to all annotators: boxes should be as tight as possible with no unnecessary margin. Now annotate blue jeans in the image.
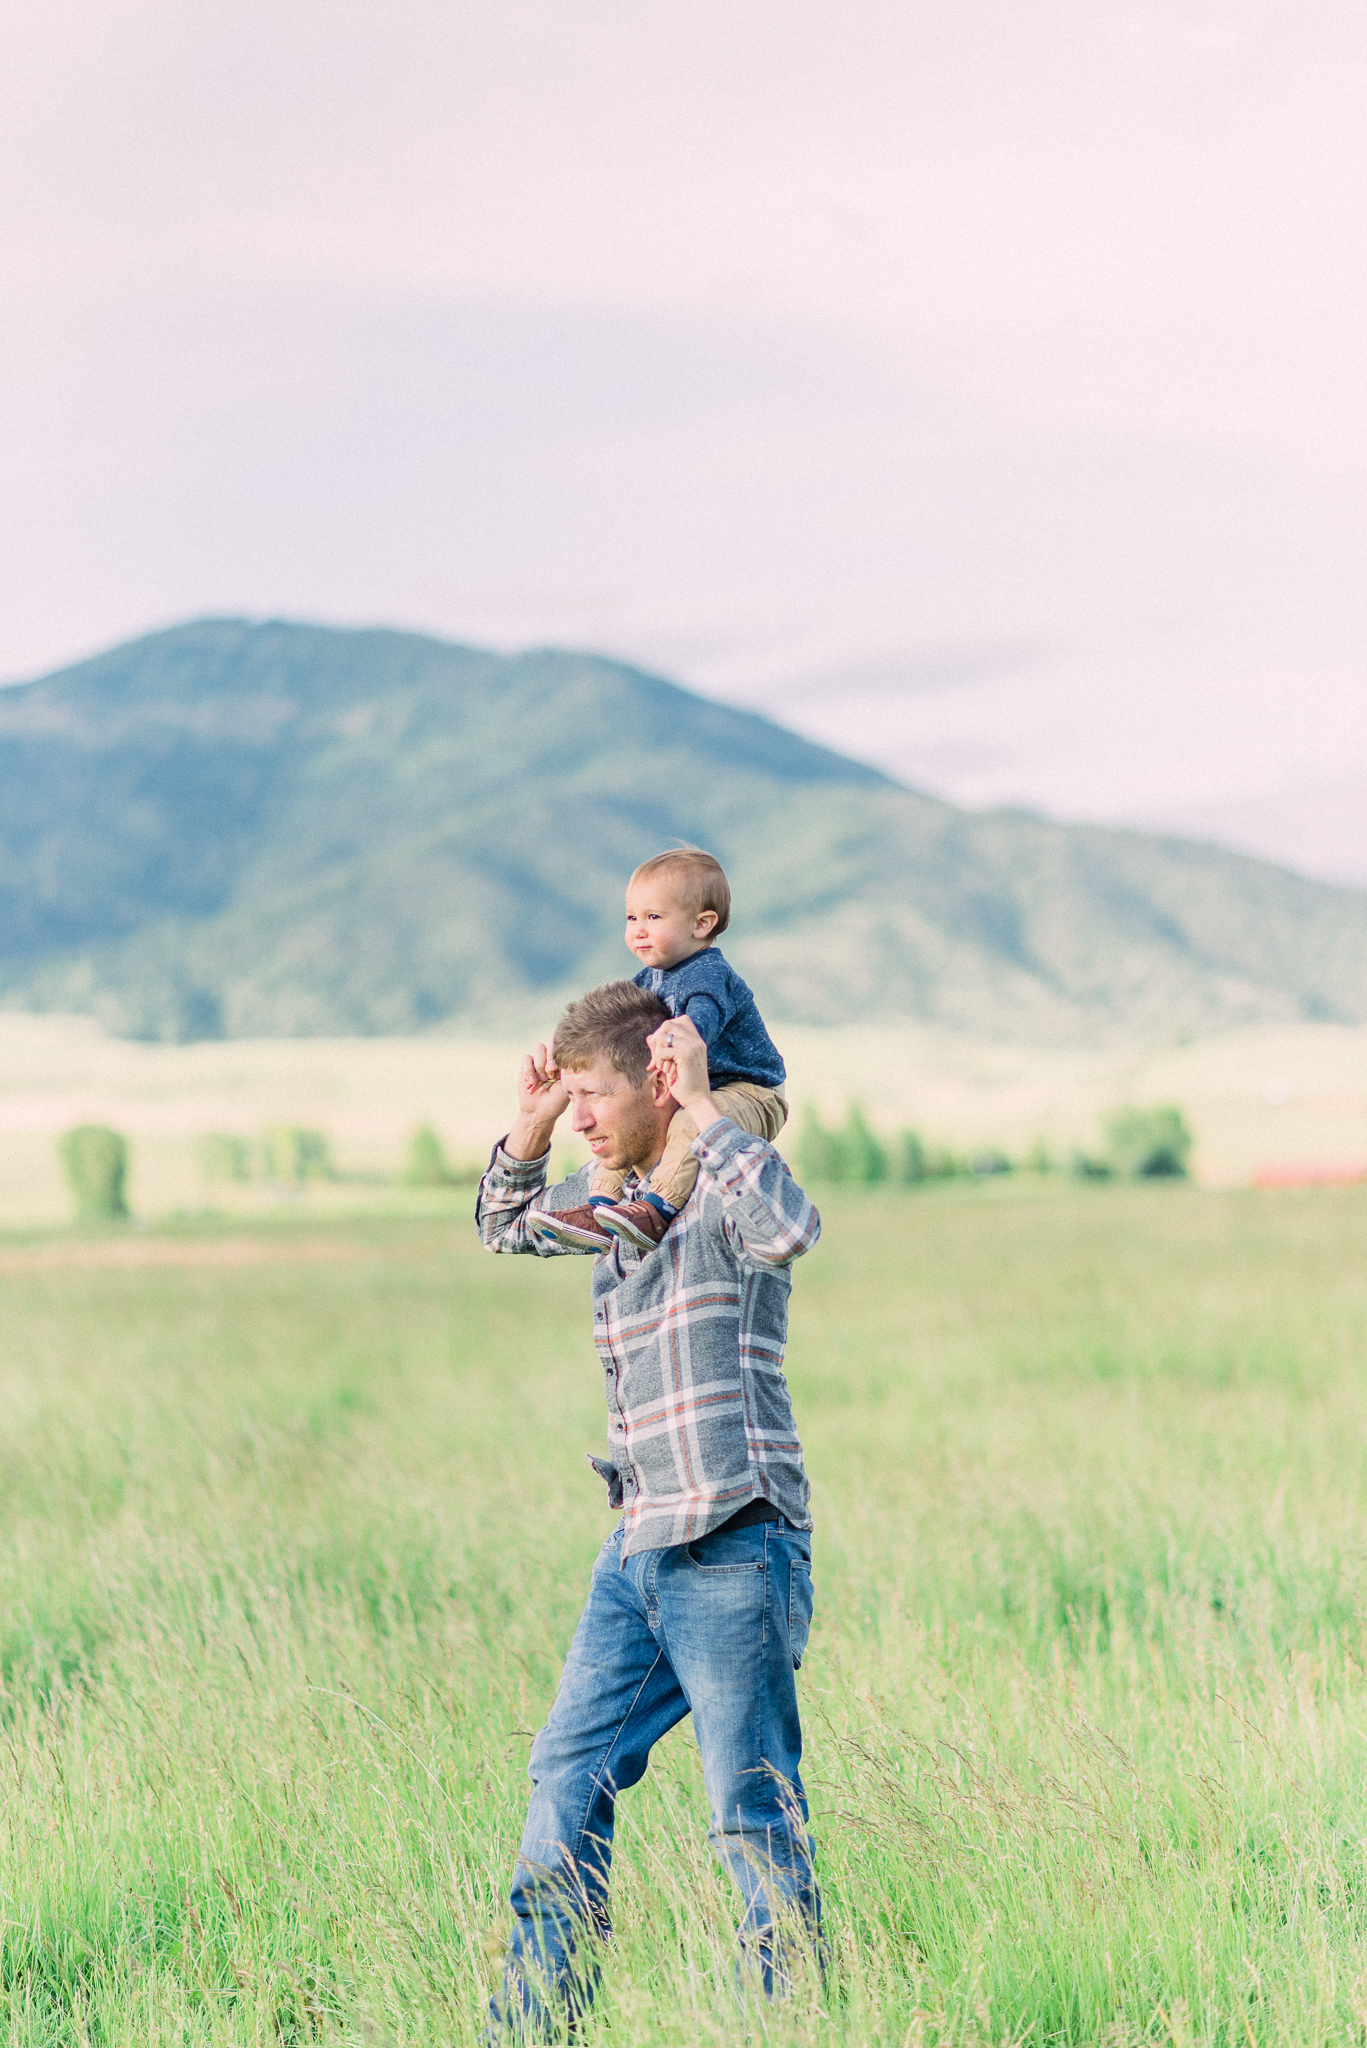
[487,1516,819,2037]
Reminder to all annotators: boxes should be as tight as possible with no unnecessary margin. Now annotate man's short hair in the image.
[553,981,671,1087]
[628,846,731,939]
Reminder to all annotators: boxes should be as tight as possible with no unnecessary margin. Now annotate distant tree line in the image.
[198,1128,336,1184]
[54,1120,483,1225]
[54,1104,1191,1227]
[198,1123,482,1187]
[795,1102,1193,1186]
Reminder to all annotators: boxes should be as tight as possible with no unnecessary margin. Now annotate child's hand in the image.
[646,1015,714,1121]
[645,1018,673,1081]
[645,1016,692,1077]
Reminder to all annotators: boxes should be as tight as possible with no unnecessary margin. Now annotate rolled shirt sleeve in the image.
[476,1142,596,1257]
[690,1119,821,1270]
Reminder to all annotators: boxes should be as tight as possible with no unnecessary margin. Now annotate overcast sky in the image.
[3,1,1366,875]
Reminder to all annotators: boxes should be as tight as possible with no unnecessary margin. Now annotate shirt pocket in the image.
[788,1558,814,1669]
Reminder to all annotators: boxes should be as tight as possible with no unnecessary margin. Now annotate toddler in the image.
[539,847,788,1253]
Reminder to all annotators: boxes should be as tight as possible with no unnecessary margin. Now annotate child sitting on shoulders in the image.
[535,846,787,1252]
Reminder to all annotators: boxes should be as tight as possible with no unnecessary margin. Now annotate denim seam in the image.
[574,1649,669,1865]
[761,1521,773,1654]
[744,1526,774,1851]
[788,1557,811,1669]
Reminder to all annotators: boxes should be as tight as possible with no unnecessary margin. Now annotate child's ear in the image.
[694,910,719,940]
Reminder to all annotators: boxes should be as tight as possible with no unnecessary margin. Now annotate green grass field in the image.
[3,1179,1367,2045]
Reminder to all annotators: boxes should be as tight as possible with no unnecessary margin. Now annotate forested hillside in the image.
[2,617,1366,1042]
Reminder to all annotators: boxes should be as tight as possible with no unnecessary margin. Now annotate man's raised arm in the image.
[476,1044,580,1256]
[648,1015,820,1270]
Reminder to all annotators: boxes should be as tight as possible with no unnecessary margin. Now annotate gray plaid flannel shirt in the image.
[476,1119,820,1558]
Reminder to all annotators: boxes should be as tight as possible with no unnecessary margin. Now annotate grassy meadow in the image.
[4,1176,1367,2044]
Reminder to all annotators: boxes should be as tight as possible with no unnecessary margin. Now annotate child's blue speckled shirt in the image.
[633,948,785,1090]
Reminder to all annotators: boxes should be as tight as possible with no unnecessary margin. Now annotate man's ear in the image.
[648,1068,676,1109]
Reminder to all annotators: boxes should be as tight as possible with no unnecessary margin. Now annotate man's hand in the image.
[505,1043,570,1160]
[646,1013,719,1128]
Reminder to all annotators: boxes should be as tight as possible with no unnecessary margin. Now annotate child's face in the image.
[624,882,718,970]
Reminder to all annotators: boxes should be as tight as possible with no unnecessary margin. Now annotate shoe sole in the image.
[598,1214,662,1251]
[530,1211,611,1251]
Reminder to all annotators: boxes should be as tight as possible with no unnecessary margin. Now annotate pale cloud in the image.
[1,0,1365,872]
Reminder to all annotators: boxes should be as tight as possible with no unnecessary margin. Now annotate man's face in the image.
[561,1056,672,1174]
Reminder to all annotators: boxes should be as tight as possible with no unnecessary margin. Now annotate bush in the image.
[403,1124,454,1187]
[895,1129,928,1183]
[797,1103,888,1183]
[969,1149,1012,1178]
[841,1104,887,1183]
[798,1110,1015,1187]
[894,1130,972,1182]
[1106,1104,1193,1180]
[59,1125,129,1223]
[1070,1151,1114,1181]
[198,1134,251,1183]
[795,1105,844,1183]
[261,1126,334,1183]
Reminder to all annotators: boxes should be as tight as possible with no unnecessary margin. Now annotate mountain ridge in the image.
[2,616,1365,1044]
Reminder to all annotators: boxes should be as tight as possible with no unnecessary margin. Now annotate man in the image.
[476,979,822,2036]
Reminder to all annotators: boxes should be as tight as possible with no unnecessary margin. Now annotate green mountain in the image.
[2,616,1365,1043]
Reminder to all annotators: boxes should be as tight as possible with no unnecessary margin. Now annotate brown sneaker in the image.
[597,1198,673,1251]
[529,1202,613,1250]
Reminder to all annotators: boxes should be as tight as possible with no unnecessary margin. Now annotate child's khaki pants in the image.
[591,1083,789,1211]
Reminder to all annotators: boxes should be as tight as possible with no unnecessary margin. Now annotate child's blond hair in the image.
[628,846,731,939]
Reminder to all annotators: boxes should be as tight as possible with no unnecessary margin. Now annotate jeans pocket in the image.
[685,1543,765,1572]
[684,1526,766,1572]
[788,1559,814,1668]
